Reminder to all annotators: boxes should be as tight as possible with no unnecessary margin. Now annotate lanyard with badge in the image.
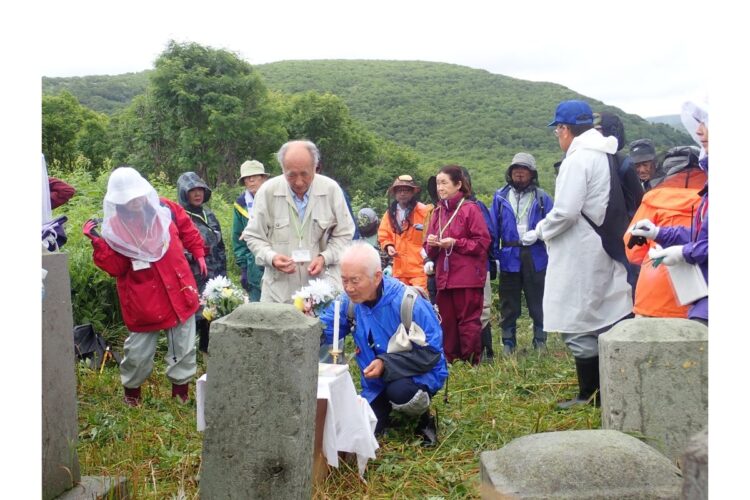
[438,197,465,272]
[288,201,312,263]
[514,192,534,236]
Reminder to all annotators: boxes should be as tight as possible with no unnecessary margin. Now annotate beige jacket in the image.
[242,174,356,303]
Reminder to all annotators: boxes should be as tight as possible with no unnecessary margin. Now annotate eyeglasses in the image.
[553,124,566,137]
[397,174,414,181]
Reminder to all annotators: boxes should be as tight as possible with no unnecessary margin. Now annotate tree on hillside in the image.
[114,40,286,185]
[42,90,111,171]
[283,92,377,190]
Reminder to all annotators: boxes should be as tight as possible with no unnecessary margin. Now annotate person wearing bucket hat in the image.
[624,145,706,319]
[378,174,431,292]
[628,139,663,191]
[490,152,553,355]
[177,171,228,354]
[630,98,709,325]
[534,100,633,409]
[242,140,356,303]
[232,159,270,302]
[82,166,207,406]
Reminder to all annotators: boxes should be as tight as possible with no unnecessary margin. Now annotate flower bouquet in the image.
[292,278,341,317]
[200,276,248,321]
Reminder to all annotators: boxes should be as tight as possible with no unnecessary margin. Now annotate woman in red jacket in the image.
[82,166,207,406]
[425,165,490,365]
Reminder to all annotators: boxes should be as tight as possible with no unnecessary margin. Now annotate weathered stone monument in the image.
[599,318,708,462]
[480,430,683,499]
[42,253,80,499]
[200,303,320,499]
[680,428,708,500]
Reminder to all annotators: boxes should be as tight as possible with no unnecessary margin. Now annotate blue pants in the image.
[369,378,430,433]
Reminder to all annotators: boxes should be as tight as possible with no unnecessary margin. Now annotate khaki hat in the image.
[509,152,537,171]
[387,174,421,194]
[237,160,269,185]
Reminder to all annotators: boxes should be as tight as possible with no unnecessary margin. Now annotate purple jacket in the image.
[425,193,490,290]
[655,184,708,322]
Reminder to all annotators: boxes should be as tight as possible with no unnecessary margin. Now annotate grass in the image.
[75,317,601,499]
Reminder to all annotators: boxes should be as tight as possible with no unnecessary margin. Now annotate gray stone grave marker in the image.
[480,429,682,499]
[42,253,80,499]
[599,318,708,462]
[200,303,320,499]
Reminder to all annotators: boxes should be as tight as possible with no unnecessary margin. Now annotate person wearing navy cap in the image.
[523,100,633,409]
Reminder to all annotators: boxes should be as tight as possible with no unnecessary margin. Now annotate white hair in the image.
[341,242,382,278]
[277,140,320,171]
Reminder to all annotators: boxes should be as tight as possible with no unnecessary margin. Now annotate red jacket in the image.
[425,194,490,290]
[91,198,206,332]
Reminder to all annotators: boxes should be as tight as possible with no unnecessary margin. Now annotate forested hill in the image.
[43,72,151,115]
[42,60,690,194]
[260,60,690,190]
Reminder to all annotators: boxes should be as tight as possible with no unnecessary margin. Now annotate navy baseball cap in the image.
[548,100,594,126]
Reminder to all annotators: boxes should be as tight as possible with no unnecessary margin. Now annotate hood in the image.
[177,171,212,207]
[681,99,709,160]
[640,185,704,214]
[567,128,618,157]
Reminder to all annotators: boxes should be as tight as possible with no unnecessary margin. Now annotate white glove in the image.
[648,245,685,266]
[424,261,435,275]
[630,219,660,240]
[521,229,538,246]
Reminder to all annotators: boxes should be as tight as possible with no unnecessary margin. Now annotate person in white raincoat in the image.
[522,100,633,409]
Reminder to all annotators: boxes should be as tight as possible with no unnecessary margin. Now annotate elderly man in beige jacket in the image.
[241,140,356,303]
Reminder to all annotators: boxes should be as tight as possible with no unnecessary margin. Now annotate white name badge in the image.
[132,259,151,271]
[292,248,312,263]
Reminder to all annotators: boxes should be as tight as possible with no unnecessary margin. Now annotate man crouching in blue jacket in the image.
[320,242,448,447]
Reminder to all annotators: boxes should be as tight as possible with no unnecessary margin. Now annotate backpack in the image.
[581,154,631,267]
[73,324,122,371]
[614,152,644,219]
[346,285,426,332]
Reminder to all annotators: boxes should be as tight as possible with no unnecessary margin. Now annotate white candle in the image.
[333,299,341,351]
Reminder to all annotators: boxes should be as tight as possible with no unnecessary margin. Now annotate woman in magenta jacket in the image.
[83,166,207,406]
[425,165,490,364]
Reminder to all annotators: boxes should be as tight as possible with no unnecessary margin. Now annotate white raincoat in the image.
[536,128,633,333]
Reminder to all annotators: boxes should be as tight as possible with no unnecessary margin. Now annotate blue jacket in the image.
[474,198,497,271]
[321,276,448,402]
[490,185,553,273]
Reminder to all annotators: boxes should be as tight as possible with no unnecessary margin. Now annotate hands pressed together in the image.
[426,234,455,249]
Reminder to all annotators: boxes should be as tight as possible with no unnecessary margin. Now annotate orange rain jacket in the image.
[378,202,431,281]
[624,170,707,318]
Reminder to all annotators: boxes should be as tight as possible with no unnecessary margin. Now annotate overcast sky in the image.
[36,0,709,118]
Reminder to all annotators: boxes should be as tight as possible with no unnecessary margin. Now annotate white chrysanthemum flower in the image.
[306,278,336,303]
[202,276,232,300]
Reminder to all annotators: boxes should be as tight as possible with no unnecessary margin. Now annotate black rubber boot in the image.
[501,327,516,355]
[533,326,548,352]
[557,356,600,409]
[415,411,438,447]
[481,323,494,362]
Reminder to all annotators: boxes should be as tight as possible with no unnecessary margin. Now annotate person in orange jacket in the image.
[378,175,430,292]
[624,146,706,318]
